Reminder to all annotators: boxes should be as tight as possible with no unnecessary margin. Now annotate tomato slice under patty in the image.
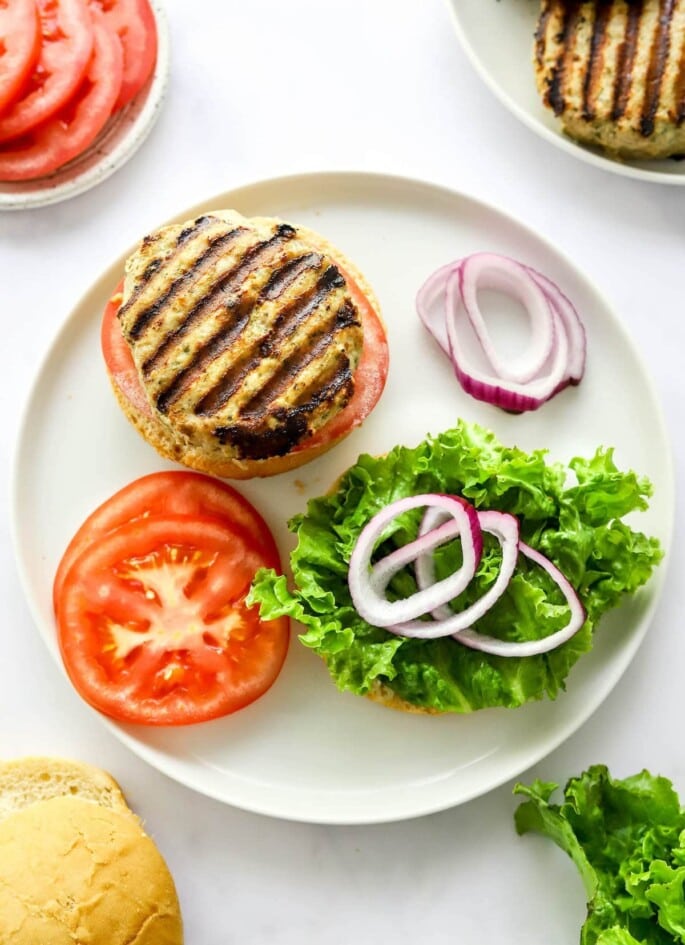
[53,470,281,608]
[0,0,94,143]
[0,0,41,114]
[57,514,289,725]
[102,262,389,459]
[90,0,157,110]
[0,9,122,180]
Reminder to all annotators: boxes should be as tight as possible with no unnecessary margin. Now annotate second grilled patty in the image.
[118,211,364,461]
[535,0,685,158]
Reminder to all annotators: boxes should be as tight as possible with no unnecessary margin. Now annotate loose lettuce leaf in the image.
[514,767,685,944]
[249,421,663,713]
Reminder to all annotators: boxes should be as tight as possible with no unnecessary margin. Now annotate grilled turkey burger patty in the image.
[535,0,685,159]
[105,210,388,479]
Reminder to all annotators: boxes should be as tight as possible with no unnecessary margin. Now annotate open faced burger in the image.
[102,210,389,479]
[249,422,663,715]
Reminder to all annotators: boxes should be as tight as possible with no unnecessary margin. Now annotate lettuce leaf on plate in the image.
[248,421,662,713]
[514,766,685,944]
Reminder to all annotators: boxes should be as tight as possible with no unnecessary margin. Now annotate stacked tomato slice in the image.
[54,472,290,726]
[0,0,157,181]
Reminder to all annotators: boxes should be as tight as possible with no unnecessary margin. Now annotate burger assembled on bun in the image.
[102,210,389,479]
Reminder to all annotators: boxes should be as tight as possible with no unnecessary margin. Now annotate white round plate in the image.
[446,0,685,185]
[12,171,673,823]
[0,0,169,210]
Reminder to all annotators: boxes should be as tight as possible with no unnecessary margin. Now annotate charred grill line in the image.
[155,304,256,416]
[260,252,322,301]
[124,216,217,315]
[176,215,217,246]
[194,265,347,418]
[212,354,353,460]
[292,354,353,410]
[611,0,644,120]
[675,37,685,123]
[237,301,358,420]
[582,0,613,119]
[124,226,246,341]
[141,258,162,284]
[641,0,677,135]
[535,3,553,66]
[142,225,300,376]
[547,0,583,115]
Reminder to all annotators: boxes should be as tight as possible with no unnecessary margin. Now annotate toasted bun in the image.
[110,374,351,479]
[110,214,386,480]
[365,679,441,715]
[0,756,130,824]
[0,796,183,945]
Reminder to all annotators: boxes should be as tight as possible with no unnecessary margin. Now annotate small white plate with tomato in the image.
[0,0,168,209]
[11,171,673,824]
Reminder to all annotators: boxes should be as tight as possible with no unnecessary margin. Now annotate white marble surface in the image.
[2,1,684,942]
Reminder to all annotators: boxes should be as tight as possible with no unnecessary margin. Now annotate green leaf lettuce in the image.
[514,766,685,944]
[248,421,663,713]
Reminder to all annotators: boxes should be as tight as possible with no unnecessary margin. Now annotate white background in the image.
[2,1,684,942]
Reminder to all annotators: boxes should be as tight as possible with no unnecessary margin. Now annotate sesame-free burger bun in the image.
[0,755,130,823]
[0,796,183,945]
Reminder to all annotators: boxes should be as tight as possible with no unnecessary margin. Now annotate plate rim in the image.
[0,0,170,211]
[10,168,675,824]
[444,0,685,186]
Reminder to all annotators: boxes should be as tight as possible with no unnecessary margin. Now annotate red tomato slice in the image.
[53,470,281,608]
[101,264,389,458]
[90,0,156,110]
[302,263,389,452]
[0,0,41,114]
[57,515,289,725]
[0,0,94,143]
[0,10,122,181]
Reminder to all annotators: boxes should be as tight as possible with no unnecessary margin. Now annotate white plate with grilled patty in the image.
[447,0,685,185]
[12,171,673,824]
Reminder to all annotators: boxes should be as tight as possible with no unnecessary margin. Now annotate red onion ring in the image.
[459,254,555,384]
[453,542,586,657]
[527,268,586,382]
[416,253,586,412]
[394,509,520,639]
[347,495,482,627]
[347,496,586,656]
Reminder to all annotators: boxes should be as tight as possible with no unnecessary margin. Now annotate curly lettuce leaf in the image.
[249,421,663,713]
[514,767,685,944]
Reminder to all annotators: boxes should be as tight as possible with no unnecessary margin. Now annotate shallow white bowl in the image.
[0,0,169,210]
[446,0,685,185]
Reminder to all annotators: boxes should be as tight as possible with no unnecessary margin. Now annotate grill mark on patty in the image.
[176,215,217,246]
[193,265,347,418]
[535,3,553,67]
[141,225,299,376]
[260,252,322,301]
[612,0,644,120]
[155,300,257,416]
[641,0,677,135]
[582,0,614,119]
[124,226,247,341]
[212,353,354,460]
[547,0,583,115]
[123,216,217,314]
[238,300,358,420]
[675,33,685,122]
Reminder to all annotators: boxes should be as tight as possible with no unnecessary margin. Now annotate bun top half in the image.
[0,795,183,945]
